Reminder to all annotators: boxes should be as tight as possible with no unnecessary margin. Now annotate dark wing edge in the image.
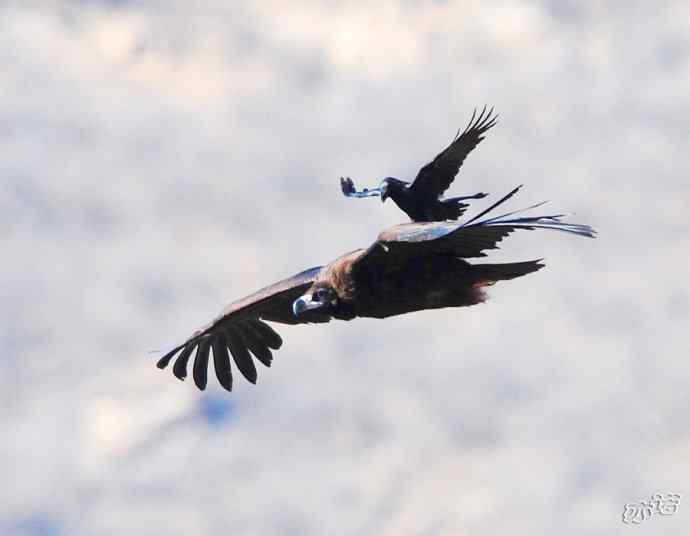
[156,266,326,391]
[353,185,595,276]
[410,106,499,197]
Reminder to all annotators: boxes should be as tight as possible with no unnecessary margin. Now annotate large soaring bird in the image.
[156,187,595,392]
[340,106,497,221]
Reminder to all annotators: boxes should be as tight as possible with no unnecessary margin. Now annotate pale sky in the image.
[2,2,689,535]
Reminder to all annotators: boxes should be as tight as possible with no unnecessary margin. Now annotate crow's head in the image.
[379,177,407,203]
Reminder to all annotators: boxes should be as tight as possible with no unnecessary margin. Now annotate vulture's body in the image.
[157,187,595,392]
[308,248,540,321]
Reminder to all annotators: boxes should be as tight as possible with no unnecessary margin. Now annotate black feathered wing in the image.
[410,106,498,198]
[156,266,327,391]
[352,186,595,278]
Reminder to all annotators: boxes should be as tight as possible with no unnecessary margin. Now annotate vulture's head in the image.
[292,284,339,317]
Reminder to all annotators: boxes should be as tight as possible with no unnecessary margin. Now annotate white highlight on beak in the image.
[292,294,323,316]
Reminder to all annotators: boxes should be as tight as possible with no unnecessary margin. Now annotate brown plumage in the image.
[156,187,595,392]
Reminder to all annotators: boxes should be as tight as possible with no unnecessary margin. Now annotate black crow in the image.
[341,106,498,221]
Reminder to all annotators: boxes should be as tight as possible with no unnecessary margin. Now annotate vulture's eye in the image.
[314,288,331,301]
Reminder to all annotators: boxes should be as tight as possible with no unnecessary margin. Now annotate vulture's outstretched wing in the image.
[410,106,498,198]
[353,185,596,277]
[156,266,327,391]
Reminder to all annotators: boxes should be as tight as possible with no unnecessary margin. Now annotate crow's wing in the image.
[352,186,595,277]
[410,107,498,198]
[156,266,327,391]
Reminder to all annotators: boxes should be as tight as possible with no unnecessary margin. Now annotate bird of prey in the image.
[340,106,498,222]
[156,186,595,392]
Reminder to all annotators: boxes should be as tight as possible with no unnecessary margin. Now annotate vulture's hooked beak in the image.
[292,294,322,316]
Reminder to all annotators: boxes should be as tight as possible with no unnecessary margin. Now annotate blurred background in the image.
[2,1,689,535]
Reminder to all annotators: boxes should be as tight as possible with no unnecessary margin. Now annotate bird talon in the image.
[340,177,356,195]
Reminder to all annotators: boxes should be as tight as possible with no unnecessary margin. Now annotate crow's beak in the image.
[379,182,390,202]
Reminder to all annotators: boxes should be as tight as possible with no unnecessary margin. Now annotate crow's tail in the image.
[439,198,470,220]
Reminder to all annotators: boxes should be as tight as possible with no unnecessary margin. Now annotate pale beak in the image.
[292,294,323,316]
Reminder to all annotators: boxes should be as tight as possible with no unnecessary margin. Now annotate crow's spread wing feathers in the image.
[410,106,498,198]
